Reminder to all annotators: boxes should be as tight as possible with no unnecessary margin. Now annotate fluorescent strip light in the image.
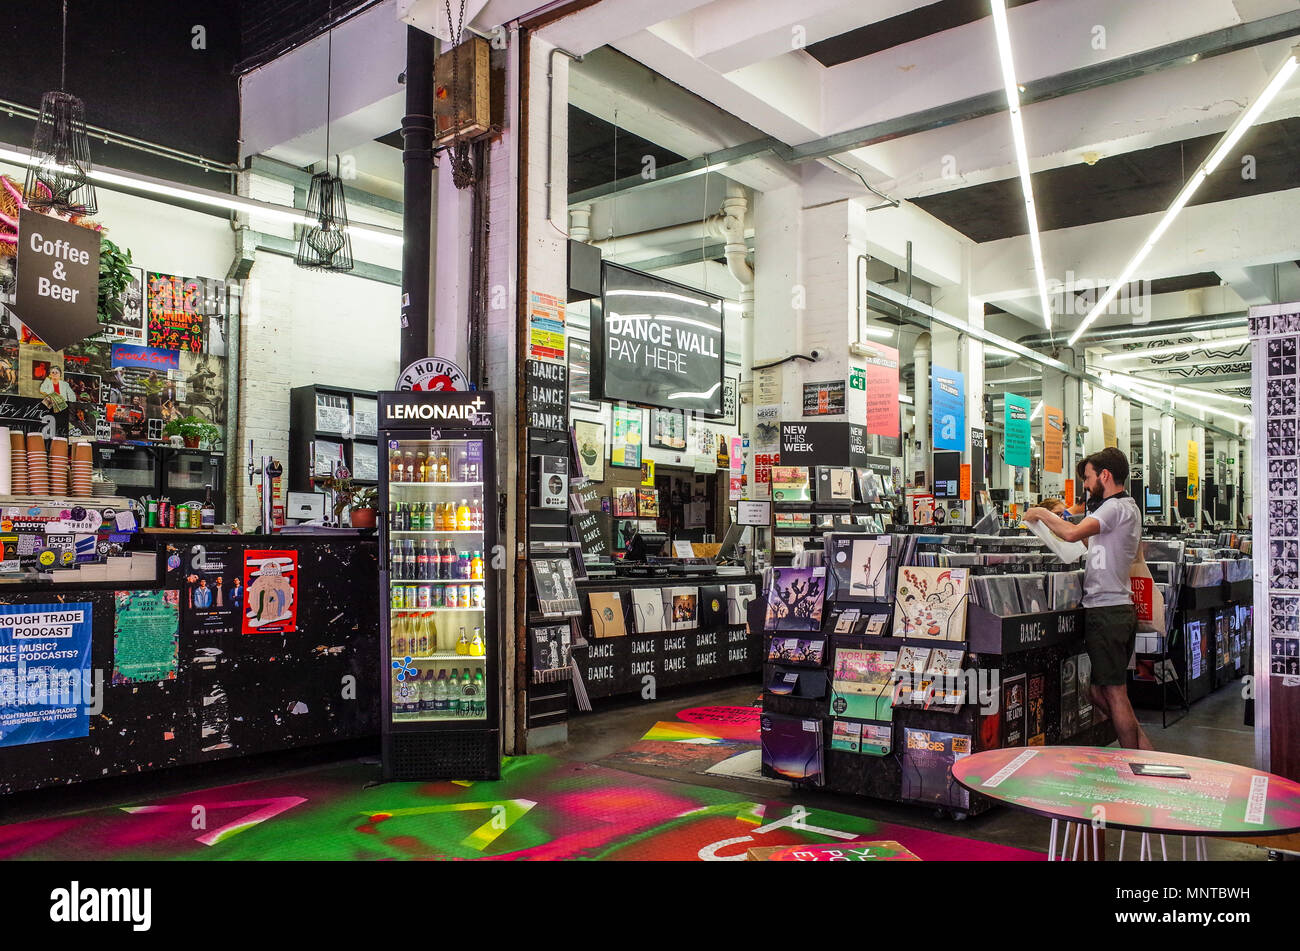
[1102,336,1249,362]
[1030,400,1044,420]
[860,325,896,340]
[991,0,1052,331]
[0,145,404,248]
[1069,47,1299,346]
[986,375,1039,385]
[899,394,914,405]
[1104,369,1251,407]
[1103,372,1251,425]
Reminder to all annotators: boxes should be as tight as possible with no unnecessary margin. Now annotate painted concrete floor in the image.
[549,674,1275,861]
[0,674,1281,860]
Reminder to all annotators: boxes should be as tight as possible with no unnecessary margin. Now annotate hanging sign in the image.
[13,210,101,352]
[863,343,900,438]
[1044,406,1064,474]
[397,356,469,391]
[1187,440,1200,500]
[959,464,971,501]
[931,366,965,451]
[1005,394,1032,467]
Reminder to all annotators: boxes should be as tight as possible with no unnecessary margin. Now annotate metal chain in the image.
[444,0,476,188]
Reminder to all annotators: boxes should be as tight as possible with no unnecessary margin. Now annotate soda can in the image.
[471,584,485,608]
[430,584,443,608]
[459,584,471,608]
[391,587,404,610]
[146,498,158,527]
[403,585,417,609]
[445,584,459,609]
[177,504,190,529]
[417,585,432,608]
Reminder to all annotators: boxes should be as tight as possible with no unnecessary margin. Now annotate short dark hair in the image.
[1075,458,1088,481]
[1084,447,1129,487]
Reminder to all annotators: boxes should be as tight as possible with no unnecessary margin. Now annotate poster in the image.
[753,405,780,452]
[93,265,146,344]
[1044,406,1064,474]
[0,602,93,748]
[528,291,566,362]
[1102,412,1117,448]
[146,272,204,353]
[863,343,900,438]
[649,408,688,450]
[112,589,180,684]
[1187,440,1200,500]
[803,380,846,416]
[1004,394,1032,467]
[242,549,299,635]
[573,419,606,483]
[611,404,642,468]
[184,547,238,635]
[754,366,783,406]
[931,366,965,451]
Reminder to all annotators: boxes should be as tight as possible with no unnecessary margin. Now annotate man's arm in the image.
[1023,507,1102,543]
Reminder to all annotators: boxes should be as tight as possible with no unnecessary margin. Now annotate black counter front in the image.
[0,534,380,796]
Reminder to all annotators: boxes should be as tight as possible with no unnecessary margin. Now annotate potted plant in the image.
[98,237,135,325]
[163,415,221,449]
[350,485,379,529]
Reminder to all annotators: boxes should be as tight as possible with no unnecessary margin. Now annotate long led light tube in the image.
[1103,372,1251,425]
[1069,46,1300,346]
[0,145,404,248]
[991,0,1053,331]
[1101,368,1251,407]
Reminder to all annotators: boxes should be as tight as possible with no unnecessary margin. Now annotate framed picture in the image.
[707,375,738,427]
[573,419,606,483]
[649,408,688,451]
[611,404,642,468]
[568,337,599,410]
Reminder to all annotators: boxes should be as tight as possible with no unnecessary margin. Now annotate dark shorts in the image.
[1084,603,1138,686]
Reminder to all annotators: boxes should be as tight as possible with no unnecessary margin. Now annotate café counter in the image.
[0,532,380,796]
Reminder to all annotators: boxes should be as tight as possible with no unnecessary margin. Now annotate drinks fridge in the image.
[378,390,500,780]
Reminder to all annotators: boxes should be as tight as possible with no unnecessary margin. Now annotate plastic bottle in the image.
[470,550,483,580]
[472,670,486,716]
[457,498,472,531]
[456,549,469,580]
[447,669,460,716]
[434,670,449,714]
[461,669,476,717]
[419,671,435,712]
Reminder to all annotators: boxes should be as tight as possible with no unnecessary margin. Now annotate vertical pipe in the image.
[400,26,435,368]
[914,332,931,498]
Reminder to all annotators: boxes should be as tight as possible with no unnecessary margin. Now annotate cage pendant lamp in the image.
[25,4,97,217]
[295,5,353,273]
[295,159,354,272]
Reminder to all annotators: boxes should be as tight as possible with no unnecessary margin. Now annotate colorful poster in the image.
[1102,412,1117,448]
[802,380,846,416]
[892,566,969,641]
[1188,440,1200,500]
[931,366,965,451]
[146,272,204,352]
[527,290,566,362]
[112,589,180,684]
[863,343,900,438]
[0,602,93,748]
[611,404,642,468]
[242,550,299,635]
[1044,406,1063,474]
[184,547,238,636]
[1004,394,1032,467]
[111,343,180,372]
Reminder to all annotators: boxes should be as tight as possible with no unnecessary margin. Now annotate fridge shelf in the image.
[401,653,488,661]
[389,529,484,534]
[390,579,484,585]
[392,712,488,722]
[390,607,485,613]
[390,482,483,488]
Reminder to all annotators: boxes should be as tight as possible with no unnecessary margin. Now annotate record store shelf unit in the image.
[769,465,895,565]
[759,531,1114,818]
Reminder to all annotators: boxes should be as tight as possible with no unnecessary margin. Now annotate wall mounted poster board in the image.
[591,263,724,414]
[0,601,93,747]
[1004,394,1032,467]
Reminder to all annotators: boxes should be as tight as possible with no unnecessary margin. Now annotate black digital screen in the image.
[591,263,725,414]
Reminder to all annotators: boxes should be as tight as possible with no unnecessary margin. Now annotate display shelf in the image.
[390,578,485,585]
[389,529,483,534]
[392,713,488,722]
[402,652,488,661]
[391,606,485,613]
[390,482,483,489]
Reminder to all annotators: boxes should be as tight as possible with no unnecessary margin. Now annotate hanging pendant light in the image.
[295,6,353,273]
[24,2,97,217]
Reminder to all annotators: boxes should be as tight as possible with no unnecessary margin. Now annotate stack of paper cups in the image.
[71,441,93,496]
[0,427,10,495]
[25,432,47,496]
[9,431,26,495]
[47,436,68,496]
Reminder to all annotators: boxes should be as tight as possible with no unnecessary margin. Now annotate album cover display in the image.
[892,645,931,705]
[826,534,893,602]
[631,587,667,633]
[1014,574,1050,614]
[766,636,826,666]
[924,648,966,707]
[613,487,638,517]
[698,585,726,627]
[771,466,812,502]
[892,566,969,640]
[532,557,580,616]
[829,647,897,720]
[900,728,971,809]
[761,712,825,785]
[816,466,856,502]
[588,590,627,638]
[637,488,660,518]
[667,586,699,630]
[727,582,756,624]
[765,567,826,631]
[856,468,881,505]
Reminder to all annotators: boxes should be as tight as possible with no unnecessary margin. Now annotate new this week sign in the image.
[591,262,725,415]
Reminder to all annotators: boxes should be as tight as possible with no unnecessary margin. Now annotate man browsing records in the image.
[1023,447,1152,750]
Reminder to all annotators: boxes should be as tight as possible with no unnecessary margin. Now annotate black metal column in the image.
[400,26,435,369]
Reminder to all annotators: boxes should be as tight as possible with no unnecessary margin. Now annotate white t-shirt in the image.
[1081,493,1142,608]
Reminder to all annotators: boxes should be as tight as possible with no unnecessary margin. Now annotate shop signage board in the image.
[802,380,846,416]
[396,356,469,392]
[933,450,961,498]
[525,360,567,433]
[862,342,900,438]
[1004,394,1032,467]
[970,428,985,490]
[780,421,869,468]
[849,366,865,391]
[931,366,965,451]
[571,511,613,557]
[591,263,724,414]
[1147,428,1164,513]
[959,463,971,501]
[380,389,494,428]
[110,343,180,372]
[0,601,93,748]
[528,290,566,362]
[1043,406,1064,474]
[13,209,101,352]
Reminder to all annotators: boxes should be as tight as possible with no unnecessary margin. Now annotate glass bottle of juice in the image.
[438,448,451,483]
[401,451,414,483]
[456,626,469,655]
[393,614,408,657]
[416,451,428,483]
[426,612,440,653]
[470,627,485,657]
[457,498,472,531]
[390,450,405,483]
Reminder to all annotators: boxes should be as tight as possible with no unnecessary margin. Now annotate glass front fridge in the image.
[377,390,499,780]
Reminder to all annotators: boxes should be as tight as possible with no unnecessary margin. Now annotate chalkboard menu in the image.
[591,263,724,414]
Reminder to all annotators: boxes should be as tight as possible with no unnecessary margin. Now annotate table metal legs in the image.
[1050,822,1209,860]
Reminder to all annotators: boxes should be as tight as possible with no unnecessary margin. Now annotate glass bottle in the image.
[404,451,416,483]
[438,448,451,483]
[470,627,484,657]
[390,450,404,483]
[456,626,469,655]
